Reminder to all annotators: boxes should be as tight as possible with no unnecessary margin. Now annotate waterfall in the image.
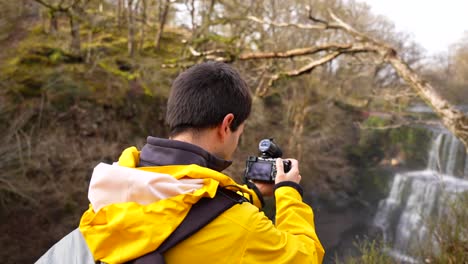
[427,133,443,172]
[424,132,466,176]
[445,136,459,175]
[465,155,468,180]
[374,131,468,260]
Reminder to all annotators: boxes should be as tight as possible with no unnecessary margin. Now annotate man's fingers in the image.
[275,158,301,184]
[287,159,299,174]
[276,158,284,173]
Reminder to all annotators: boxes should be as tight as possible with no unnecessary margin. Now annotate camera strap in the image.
[124,186,245,264]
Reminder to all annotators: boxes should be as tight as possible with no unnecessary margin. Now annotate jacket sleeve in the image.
[35,229,96,264]
[240,184,325,263]
[242,180,265,209]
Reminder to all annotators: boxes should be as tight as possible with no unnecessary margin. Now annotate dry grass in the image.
[339,239,395,264]
[0,94,163,263]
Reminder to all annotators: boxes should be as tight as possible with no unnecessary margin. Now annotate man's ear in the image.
[218,113,235,140]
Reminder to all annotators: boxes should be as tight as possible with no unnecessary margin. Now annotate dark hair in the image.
[166,61,252,136]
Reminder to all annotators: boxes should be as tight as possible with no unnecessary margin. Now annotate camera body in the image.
[244,139,291,182]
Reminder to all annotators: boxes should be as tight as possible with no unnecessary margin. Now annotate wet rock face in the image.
[305,194,380,263]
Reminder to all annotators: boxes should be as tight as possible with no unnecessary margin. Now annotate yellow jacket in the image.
[79,147,324,263]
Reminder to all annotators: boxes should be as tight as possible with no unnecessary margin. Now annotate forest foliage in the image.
[0,0,467,263]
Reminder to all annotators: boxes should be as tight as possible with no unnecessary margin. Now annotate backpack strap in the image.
[125,186,247,264]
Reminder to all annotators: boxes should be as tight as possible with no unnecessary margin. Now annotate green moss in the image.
[19,54,48,65]
[162,57,179,64]
[98,60,139,81]
[0,11,187,105]
[193,33,237,46]
[82,34,128,56]
[141,83,153,96]
[30,24,45,35]
[388,127,431,168]
[363,116,387,127]
[350,115,432,170]
[49,49,62,63]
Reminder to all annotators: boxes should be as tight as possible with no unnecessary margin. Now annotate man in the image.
[37,62,324,263]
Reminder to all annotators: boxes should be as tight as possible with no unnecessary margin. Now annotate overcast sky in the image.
[360,0,468,55]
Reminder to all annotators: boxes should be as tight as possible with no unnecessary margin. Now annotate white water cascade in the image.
[373,131,468,261]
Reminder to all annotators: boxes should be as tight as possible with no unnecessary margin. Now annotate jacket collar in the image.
[138,137,232,172]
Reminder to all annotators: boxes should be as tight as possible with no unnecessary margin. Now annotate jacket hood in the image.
[79,147,256,264]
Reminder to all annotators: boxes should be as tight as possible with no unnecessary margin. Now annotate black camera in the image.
[244,138,291,182]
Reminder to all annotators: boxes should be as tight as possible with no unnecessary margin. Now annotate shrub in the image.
[417,192,468,264]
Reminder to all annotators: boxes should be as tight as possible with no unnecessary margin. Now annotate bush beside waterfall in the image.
[341,193,467,263]
[417,192,468,264]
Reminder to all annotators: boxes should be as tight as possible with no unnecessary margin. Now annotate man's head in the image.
[166,62,252,159]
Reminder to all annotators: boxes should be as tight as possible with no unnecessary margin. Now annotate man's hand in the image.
[275,158,301,184]
[251,158,301,197]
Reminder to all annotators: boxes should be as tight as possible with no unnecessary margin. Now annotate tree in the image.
[117,0,124,28]
[424,34,468,104]
[154,0,171,50]
[127,0,136,57]
[186,3,468,151]
[138,0,148,51]
[33,0,91,55]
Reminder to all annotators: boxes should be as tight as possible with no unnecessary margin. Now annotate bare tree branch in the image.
[248,10,468,150]
[247,15,339,30]
[189,42,380,63]
[188,46,227,57]
[180,8,468,150]
[358,119,441,130]
[268,51,340,86]
[327,10,369,41]
[239,44,349,59]
[306,6,329,25]
[238,42,383,60]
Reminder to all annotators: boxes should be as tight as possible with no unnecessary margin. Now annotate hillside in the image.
[2,1,466,263]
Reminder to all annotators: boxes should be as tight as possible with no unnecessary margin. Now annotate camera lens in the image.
[258,138,283,158]
[259,139,271,152]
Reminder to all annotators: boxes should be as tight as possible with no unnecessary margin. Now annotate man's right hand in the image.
[275,158,302,184]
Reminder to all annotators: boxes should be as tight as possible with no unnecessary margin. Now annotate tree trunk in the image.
[288,104,307,161]
[49,10,58,34]
[69,13,81,55]
[192,0,215,42]
[85,24,93,63]
[139,0,147,51]
[154,0,170,50]
[99,0,104,13]
[127,0,136,57]
[117,0,122,28]
[189,0,196,34]
[121,0,127,29]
